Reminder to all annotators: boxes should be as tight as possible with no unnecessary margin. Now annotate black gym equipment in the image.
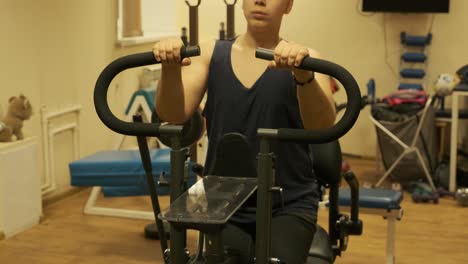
[225,0,237,40]
[219,1,237,41]
[335,78,376,114]
[457,64,468,84]
[152,110,204,149]
[185,0,201,46]
[219,22,226,41]
[94,46,363,263]
[181,27,189,46]
[144,109,204,240]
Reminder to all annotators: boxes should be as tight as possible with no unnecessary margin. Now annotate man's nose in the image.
[255,0,266,6]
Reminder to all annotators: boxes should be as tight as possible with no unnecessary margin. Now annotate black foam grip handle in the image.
[182,45,201,58]
[94,46,200,136]
[255,48,361,143]
[255,48,275,61]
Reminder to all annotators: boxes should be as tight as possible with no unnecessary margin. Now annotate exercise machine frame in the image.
[94,46,363,263]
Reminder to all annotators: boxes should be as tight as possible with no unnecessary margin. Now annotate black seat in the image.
[307,225,334,264]
[306,141,343,263]
[308,141,364,263]
[207,133,258,208]
[207,133,257,178]
[310,141,343,188]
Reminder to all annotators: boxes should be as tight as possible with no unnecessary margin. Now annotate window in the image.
[117,0,178,46]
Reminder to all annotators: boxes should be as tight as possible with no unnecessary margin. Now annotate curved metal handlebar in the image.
[185,0,201,7]
[94,45,360,143]
[255,48,362,143]
[93,46,200,137]
[224,0,238,5]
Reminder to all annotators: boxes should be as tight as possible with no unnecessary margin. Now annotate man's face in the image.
[242,0,293,30]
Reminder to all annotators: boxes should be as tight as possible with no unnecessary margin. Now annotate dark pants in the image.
[222,214,316,264]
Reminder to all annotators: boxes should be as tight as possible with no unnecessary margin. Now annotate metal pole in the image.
[256,137,274,263]
[170,136,188,263]
[225,0,237,40]
[186,0,201,45]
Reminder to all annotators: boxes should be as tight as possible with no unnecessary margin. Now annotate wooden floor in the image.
[1,158,467,264]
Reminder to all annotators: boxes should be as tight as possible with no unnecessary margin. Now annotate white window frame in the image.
[117,0,179,47]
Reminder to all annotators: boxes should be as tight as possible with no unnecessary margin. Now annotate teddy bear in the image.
[0,94,33,142]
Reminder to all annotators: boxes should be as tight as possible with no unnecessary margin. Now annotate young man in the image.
[153,1,335,263]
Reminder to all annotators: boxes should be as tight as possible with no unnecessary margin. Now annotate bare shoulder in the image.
[198,39,217,64]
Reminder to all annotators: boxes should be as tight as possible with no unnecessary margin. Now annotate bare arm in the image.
[296,49,336,130]
[271,41,336,130]
[154,39,215,124]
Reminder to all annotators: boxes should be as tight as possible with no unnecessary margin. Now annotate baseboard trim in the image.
[342,153,376,160]
[42,187,87,208]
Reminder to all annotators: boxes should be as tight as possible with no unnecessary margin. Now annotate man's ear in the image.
[285,0,294,14]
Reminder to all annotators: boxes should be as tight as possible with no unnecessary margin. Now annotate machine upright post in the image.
[256,138,274,263]
[170,138,189,263]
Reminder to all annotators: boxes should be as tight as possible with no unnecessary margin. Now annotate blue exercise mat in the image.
[69,148,196,196]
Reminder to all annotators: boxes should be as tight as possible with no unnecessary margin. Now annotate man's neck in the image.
[237,29,281,50]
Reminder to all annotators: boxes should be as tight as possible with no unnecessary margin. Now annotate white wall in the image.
[0,0,155,198]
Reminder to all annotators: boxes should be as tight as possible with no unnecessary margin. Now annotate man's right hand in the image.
[152,38,192,67]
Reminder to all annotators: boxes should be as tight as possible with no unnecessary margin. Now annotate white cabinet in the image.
[0,137,42,239]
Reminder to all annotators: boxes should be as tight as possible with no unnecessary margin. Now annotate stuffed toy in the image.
[0,94,33,142]
[434,73,460,97]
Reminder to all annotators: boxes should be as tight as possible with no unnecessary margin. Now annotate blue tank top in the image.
[203,40,320,223]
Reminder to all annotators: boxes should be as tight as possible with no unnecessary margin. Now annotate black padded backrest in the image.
[310,141,342,187]
[308,224,335,263]
[208,133,257,178]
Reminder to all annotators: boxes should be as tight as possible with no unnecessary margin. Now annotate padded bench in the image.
[338,188,404,264]
[69,148,196,220]
[70,148,194,196]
